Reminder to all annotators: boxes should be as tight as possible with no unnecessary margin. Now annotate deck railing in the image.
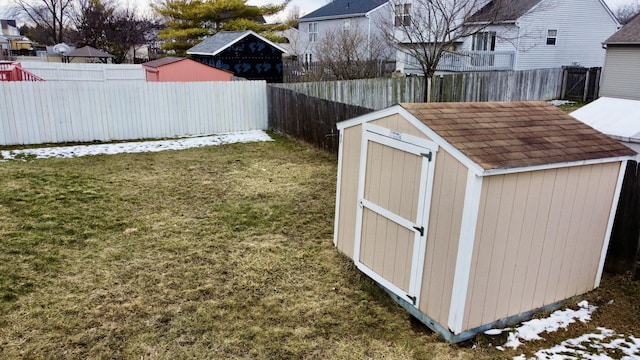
[0,61,45,81]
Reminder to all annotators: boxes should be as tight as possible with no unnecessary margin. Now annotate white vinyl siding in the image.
[512,0,619,70]
[600,47,640,100]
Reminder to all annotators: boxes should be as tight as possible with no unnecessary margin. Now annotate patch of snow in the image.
[0,131,272,161]
[515,327,640,360]
[484,328,507,336]
[498,301,598,349]
[548,100,576,106]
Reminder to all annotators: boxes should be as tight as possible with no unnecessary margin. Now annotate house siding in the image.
[513,0,618,70]
[461,162,620,331]
[600,47,640,100]
[298,5,392,63]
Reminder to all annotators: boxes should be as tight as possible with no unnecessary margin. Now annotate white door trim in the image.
[353,123,437,308]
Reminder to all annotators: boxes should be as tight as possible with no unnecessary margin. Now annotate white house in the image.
[297,0,393,64]
[398,0,620,74]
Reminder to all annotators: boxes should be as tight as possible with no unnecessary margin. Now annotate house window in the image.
[304,53,313,63]
[472,32,496,51]
[395,3,411,27]
[546,29,557,45]
[308,22,318,43]
[342,19,350,33]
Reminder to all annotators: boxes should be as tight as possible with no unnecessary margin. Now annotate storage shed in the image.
[142,57,234,82]
[186,30,286,83]
[334,101,636,342]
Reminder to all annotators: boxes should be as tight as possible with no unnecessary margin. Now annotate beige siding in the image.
[359,142,423,291]
[418,150,467,325]
[462,162,621,331]
[336,125,363,257]
[371,114,429,138]
[600,48,640,101]
[336,115,430,257]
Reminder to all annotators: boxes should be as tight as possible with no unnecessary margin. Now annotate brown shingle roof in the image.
[141,57,185,68]
[400,102,635,170]
[467,0,542,23]
[63,46,113,58]
[606,13,640,44]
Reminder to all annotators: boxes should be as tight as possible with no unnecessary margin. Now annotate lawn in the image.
[0,133,638,359]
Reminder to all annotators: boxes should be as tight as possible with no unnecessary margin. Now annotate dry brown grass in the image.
[0,132,637,359]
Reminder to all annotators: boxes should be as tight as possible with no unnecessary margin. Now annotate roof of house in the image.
[141,57,185,68]
[467,0,543,23]
[571,97,640,142]
[63,46,113,58]
[186,30,286,56]
[300,0,388,21]
[605,13,640,44]
[399,101,635,170]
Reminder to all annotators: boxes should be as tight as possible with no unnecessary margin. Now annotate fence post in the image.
[561,67,568,99]
[583,69,590,102]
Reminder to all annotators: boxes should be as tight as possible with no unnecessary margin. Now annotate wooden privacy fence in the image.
[606,160,640,280]
[431,68,563,102]
[560,66,601,102]
[20,62,146,82]
[272,77,425,110]
[267,86,371,154]
[275,68,564,108]
[0,81,268,145]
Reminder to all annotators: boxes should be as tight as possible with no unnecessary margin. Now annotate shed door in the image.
[354,123,437,307]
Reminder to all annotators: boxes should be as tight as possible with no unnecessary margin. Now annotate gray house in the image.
[600,13,640,100]
[298,0,392,64]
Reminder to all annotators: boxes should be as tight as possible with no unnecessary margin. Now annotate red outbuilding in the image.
[142,57,234,82]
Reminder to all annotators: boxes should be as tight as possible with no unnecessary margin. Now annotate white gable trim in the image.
[187,30,287,56]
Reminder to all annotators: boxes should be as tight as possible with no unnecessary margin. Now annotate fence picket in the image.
[0,81,268,146]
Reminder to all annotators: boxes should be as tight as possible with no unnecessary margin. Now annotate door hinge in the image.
[406,294,416,305]
[413,225,424,237]
[421,152,432,161]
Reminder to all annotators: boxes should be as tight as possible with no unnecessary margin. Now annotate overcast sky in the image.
[0,0,635,24]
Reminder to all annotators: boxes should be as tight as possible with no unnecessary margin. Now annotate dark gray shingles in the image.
[187,31,250,55]
[467,0,543,23]
[300,0,388,20]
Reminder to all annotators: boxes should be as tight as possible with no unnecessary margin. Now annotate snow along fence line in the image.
[0,81,268,146]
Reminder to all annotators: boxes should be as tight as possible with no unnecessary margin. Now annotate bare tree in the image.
[315,24,393,80]
[12,0,74,44]
[383,0,518,101]
[615,1,640,24]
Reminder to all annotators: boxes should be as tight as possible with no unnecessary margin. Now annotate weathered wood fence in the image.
[606,160,640,280]
[272,77,425,110]
[560,66,601,102]
[431,68,563,102]
[0,81,268,145]
[275,68,564,108]
[267,86,371,154]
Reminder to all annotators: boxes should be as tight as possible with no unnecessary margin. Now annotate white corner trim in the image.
[595,160,628,287]
[333,130,345,247]
[448,170,483,334]
[336,105,403,130]
[480,156,636,177]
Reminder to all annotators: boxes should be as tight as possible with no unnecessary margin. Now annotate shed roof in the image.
[300,0,387,20]
[186,30,286,56]
[63,46,113,58]
[141,56,185,68]
[467,0,542,23]
[570,97,640,142]
[401,102,635,170]
[605,13,640,44]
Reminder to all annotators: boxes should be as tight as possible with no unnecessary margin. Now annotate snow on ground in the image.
[0,130,272,161]
[483,301,640,359]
